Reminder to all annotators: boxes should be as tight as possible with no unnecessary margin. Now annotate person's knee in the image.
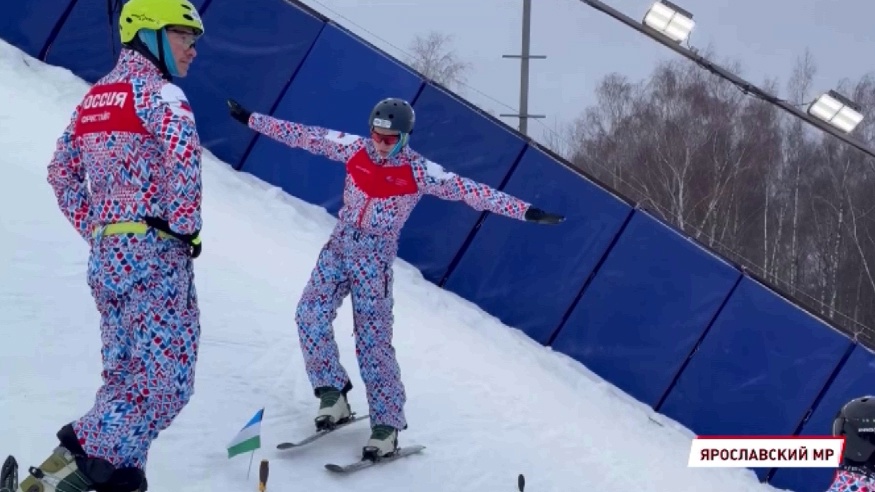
[134,359,196,418]
[354,317,394,347]
[295,292,337,328]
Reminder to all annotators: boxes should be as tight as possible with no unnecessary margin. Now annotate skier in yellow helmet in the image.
[16,0,205,490]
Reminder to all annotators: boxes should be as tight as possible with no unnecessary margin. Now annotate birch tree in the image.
[406,31,471,93]
[560,53,875,342]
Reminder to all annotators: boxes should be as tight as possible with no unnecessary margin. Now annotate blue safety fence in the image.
[4,1,872,490]
[551,208,743,408]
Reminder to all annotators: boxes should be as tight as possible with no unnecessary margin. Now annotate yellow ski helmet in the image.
[119,0,204,44]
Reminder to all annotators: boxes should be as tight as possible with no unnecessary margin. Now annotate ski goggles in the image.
[370,129,401,145]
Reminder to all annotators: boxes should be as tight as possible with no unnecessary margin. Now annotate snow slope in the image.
[0,40,790,492]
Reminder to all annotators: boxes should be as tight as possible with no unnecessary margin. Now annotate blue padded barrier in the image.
[240,21,424,214]
[1,0,72,60]
[44,0,207,84]
[396,84,527,284]
[768,344,872,492]
[658,275,853,479]
[442,145,633,344]
[175,0,325,168]
[550,208,741,406]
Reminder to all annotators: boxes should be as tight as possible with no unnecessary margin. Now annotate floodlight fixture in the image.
[642,0,695,43]
[577,0,875,159]
[808,90,865,134]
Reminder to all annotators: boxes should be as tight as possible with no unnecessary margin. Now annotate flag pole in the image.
[226,406,265,480]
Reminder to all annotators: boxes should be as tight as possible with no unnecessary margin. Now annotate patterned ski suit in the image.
[826,469,875,491]
[248,113,532,430]
[46,48,202,470]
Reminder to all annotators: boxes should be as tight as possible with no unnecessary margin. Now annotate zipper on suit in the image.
[357,198,372,228]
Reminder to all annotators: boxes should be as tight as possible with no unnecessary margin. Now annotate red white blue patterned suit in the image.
[46,48,202,470]
[248,113,532,430]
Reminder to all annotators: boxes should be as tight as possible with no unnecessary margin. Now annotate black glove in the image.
[524,207,565,225]
[227,98,252,125]
[144,216,202,258]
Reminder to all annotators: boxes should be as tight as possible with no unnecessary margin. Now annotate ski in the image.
[276,413,369,450]
[324,444,425,474]
[1,455,18,492]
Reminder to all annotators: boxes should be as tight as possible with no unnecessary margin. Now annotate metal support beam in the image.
[576,0,875,160]
[501,0,547,136]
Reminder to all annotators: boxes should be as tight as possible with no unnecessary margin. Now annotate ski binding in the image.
[324,444,425,474]
[276,413,369,450]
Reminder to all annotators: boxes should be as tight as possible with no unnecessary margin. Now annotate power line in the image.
[576,0,875,160]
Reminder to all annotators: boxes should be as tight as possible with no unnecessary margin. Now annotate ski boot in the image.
[16,445,96,492]
[314,385,352,431]
[362,425,398,462]
[17,424,147,492]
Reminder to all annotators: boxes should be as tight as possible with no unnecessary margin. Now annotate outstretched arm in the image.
[247,112,362,163]
[227,99,361,163]
[416,155,565,224]
[416,156,530,220]
[46,108,91,243]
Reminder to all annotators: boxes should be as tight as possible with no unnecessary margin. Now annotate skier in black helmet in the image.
[828,395,875,490]
[225,95,564,460]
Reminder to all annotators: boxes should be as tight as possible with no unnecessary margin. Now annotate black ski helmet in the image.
[369,98,415,134]
[833,396,875,463]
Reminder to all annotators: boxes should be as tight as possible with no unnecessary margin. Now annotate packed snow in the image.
[0,40,790,492]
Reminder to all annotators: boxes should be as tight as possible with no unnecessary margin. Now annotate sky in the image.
[295,0,875,148]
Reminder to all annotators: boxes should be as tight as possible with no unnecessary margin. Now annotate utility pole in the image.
[500,0,546,137]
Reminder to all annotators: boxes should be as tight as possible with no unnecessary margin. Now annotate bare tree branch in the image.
[405,31,471,93]
[561,50,875,344]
